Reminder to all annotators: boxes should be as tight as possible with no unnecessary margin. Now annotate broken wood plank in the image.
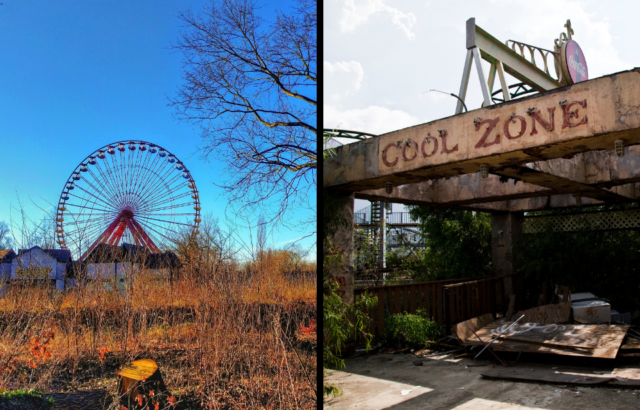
[610,367,640,386]
[482,366,613,385]
[453,313,494,344]
[514,302,571,326]
[482,364,640,387]
[495,335,594,351]
[465,322,629,359]
[620,337,640,350]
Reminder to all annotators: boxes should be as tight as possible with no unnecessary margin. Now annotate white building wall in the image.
[87,263,116,280]
[117,262,140,277]
[9,248,68,290]
[11,248,60,281]
[0,264,11,281]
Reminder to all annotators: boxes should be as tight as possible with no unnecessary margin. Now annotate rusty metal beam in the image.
[324,69,640,194]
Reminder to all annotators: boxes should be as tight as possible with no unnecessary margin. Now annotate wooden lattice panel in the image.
[524,209,640,234]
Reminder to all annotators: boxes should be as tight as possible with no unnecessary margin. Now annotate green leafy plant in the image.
[0,389,55,409]
[323,242,377,398]
[384,309,442,348]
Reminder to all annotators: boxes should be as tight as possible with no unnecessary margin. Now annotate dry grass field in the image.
[0,250,317,409]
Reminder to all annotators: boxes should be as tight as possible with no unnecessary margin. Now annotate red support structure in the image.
[79,209,162,260]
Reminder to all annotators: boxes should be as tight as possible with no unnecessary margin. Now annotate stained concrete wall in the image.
[326,193,355,304]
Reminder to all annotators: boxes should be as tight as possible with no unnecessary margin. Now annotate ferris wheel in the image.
[56,141,201,260]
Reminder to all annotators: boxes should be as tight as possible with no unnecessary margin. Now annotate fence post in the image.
[443,286,451,336]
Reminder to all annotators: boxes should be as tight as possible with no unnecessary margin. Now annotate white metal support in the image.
[456,49,474,114]
[496,60,511,101]
[473,47,493,107]
[487,61,497,94]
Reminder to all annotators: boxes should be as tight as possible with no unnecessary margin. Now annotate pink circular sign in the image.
[565,40,588,83]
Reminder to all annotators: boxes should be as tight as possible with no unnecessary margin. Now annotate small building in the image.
[143,251,181,279]
[0,249,16,282]
[85,243,182,289]
[11,246,71,290]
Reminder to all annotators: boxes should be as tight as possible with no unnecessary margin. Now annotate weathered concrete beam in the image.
[356,173,553,207]
[492,165,632,203]
[325,69,640,192]
[356,143,640,207]
[471,185,640,212]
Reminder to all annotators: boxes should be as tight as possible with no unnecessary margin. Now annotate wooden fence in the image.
[354,274,520,337]
[354,277,473,337]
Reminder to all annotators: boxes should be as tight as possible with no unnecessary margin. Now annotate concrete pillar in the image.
[379,203,386,269]
[491,212,523,298]
[327,193,355,304]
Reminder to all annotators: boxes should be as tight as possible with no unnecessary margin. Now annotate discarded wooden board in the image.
[483,364,640,387]
[611,367,640,386]
[482,366,614,385]
[514,301,571,325]
[465,322,629,359]
[620,337,640,350]
[453,313,494,343]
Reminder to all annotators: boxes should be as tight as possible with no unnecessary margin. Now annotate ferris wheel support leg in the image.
[79,216,123,261]
[124,217,149,249]
[129,218,162,253]
[106,221,127,246]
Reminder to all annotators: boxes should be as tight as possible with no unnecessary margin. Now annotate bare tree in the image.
[257,213,267,257]
[0,222,12,250]
[171,0,317,231]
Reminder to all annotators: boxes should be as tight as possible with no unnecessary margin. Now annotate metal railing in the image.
[353,212,419,225]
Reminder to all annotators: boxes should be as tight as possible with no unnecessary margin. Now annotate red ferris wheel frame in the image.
[56,140,201,261]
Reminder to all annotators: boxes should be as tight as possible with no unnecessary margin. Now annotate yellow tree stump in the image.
[117,359,169,409]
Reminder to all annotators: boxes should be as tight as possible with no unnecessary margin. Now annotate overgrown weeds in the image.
[383,309,442,349]
[0,248,316,409]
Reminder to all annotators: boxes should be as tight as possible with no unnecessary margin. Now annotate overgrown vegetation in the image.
[395,207,492,280]
[0,218,317,409]
[384,309,442,349]
[322,190,377,399]
[516,207,640,312]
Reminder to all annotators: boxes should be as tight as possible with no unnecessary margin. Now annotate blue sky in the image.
[0,0,316,260]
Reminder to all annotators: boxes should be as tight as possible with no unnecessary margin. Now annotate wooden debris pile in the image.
[454,301,632,360]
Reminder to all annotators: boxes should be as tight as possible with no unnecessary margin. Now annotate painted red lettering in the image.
[382,143,399,167]
[562,100,588,128]
[335,276,346,286]
[474,118,501,148]
[402,141,418,161]
[439,130,458,154]
[421,136,439,158]
[529,107,555,135]
[504,115,527,139]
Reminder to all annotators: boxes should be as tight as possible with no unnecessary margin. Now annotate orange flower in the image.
[300,319,317,335]
[154,403,159,410]
[142,376,146,382]
[121,406,128,410]
[149,390,154,396]
[98,347,109,363]
[168,396,176,406]
[137,394,143,406]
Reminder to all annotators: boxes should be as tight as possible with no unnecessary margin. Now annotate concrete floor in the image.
[324,352,640,409]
